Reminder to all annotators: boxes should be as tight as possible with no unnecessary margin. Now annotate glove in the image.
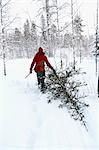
[52,68,59,78]
[30,69,32,74]
[53,69,56,74]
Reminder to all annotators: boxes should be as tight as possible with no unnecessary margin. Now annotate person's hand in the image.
[30,69,32,74]
[52,68,59,78]
[53,69,56,75]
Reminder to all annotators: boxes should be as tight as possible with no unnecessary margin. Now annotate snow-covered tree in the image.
[45,0,50,39]
[49,24,57,49]
[41,15,47,40]
[63,32,72,48]
[0,0,14,75]
[30,21,38,53]
[40,14,48,51]
[45,0,53,56]
[23,19,31,58]
[45,0,59,56]
[45,65,89,129]
[73,15,84,62]
[13,27,23,58]
[24,19,30,40]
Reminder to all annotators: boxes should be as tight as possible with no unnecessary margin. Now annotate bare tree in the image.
[0,0,9,75]
[0,0,16,75]
[71,0,76,70]
[52,0,60,43]
[95,0,99,75]
[45,0,50,39]
[45,0,53,56]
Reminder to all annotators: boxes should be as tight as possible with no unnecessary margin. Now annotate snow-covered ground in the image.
[0,57,99,150]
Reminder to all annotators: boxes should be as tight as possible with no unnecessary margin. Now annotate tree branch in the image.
[2,0,12,9]
[3,16,17,29]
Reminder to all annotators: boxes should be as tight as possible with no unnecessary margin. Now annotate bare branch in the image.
[2,0,12,9]
[59,2,83,32]
[25,10,43,30]
[3,16,17,29]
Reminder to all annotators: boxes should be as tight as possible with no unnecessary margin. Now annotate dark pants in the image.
[37,71,45,89]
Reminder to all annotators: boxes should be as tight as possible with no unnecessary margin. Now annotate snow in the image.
[0,57,99,150]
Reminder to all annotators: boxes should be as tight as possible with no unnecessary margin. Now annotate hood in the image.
[38,47,45,55]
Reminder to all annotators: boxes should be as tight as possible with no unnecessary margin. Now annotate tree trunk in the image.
[0,0,6,75]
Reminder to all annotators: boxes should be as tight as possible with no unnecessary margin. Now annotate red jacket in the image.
[30,51,53,73]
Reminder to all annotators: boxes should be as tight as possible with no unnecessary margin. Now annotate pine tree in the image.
[50,24,57,48]
[30,21,38,53]
[73,15,84,62]
[24,19,30,40]
[45,65,89,130]
[64,32,72,48]
[40,15,47,48]
[23,19,31,58]
[13,27,23,58]
[41,15,47,40]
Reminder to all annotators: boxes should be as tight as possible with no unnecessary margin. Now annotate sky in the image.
[79,0,97,36]
[8,0,98,36]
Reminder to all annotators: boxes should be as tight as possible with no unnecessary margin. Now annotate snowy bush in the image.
[45,65,89,129]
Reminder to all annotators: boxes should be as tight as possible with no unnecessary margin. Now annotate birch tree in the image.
[0,0,12,75]
[45,0,52,56]
[95,0,99,75]
[0,0,16,75]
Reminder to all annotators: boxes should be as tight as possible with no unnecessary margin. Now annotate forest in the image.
[0,0,95,62]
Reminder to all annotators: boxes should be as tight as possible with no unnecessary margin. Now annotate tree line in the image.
[0,0,93,59]
[5,15,91,59]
